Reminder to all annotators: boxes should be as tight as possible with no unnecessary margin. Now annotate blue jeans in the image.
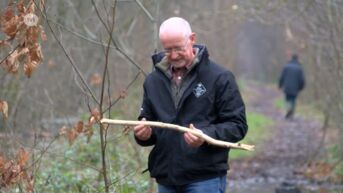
[157,176,227,193]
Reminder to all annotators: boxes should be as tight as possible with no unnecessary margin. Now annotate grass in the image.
[230,111,273,160]
[274,97,284,109]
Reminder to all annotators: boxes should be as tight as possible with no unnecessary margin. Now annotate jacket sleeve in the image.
[299,68,305,91]
[279,67,286,89]
[202,71,248,143]
[134,81,157,146]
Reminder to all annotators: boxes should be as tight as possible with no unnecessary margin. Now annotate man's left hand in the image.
[184,124,205,148]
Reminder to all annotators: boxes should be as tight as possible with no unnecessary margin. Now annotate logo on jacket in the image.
[193,83,206,98]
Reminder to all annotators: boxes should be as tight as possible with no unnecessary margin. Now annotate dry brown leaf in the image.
[17,47,29,58]
[3,16,18,39]
[118,89,128,99]
[0,155,5,171]
[0,40,10,47]
[84,125,94,143]
[24,61,37,78]
[2,160,17,187]
[75,121,84,133]
[26,175,34,193]
[39,0,45,13]
[59,126,78,145]
[40,0,45,8]
[0,100,9,119]
[91,108,101,121]
[58,126,67,136]
[29,43,43,62]
[89,116,96,125]
[26,1,35,14]
[67,128,78,145]
[26,26,39,45]
[16,0,25,14]
[9,164,21,185]
[4,58,19,74]
[0,148,33,189]
[16,148,29,168]
[90,73,102,86]
[3,49,19,74]
[1,1,46,78]
[40,25,47,41]
[2,6,15,22]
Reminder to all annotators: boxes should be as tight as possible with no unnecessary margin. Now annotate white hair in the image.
[159,17,192,38]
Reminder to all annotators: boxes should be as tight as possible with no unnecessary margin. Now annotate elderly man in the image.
[134,17,248,193]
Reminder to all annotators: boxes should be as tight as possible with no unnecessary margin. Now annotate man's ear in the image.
[190,32,196,44]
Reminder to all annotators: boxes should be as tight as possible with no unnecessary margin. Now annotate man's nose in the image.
[169,51,179,59]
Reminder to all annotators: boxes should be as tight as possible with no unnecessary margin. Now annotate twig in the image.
[91,0,147,76]
[0,44,20,65]
[102,71,141,114]
[35,1,100,105]
[134,0,155,21]
[101,119,255,151]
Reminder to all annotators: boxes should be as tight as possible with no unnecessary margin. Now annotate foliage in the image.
[0,0,46,78]
[0,101,9,120]
[34,132,149,193]
[327,145,343,182]
[0,148,33,192]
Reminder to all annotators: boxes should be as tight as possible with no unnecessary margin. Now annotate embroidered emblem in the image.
[193,83,206,98]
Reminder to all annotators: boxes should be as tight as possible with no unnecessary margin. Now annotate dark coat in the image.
[135,45,248,186]
[279,59,305,96]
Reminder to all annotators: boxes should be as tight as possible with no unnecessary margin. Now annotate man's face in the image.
[160,33,194,69]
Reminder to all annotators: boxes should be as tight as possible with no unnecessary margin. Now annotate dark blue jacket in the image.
[279,59,305,96]
[136,45,248,186]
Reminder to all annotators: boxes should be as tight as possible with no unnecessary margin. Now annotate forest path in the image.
[228,81,324,187]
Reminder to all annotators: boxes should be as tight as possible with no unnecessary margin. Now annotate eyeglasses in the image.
[163,38,189,55]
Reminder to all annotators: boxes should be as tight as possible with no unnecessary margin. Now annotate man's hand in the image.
[133,118,152,141]
[184,124,205,147]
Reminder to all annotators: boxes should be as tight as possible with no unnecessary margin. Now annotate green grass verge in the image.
[230,112,273,160]
[326,144,343,182]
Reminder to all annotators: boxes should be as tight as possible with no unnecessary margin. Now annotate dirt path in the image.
[228,82,324,186]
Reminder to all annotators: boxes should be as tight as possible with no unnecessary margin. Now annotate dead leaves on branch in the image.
[0,148,34,192]
[0,100,9,119]
[0,0,46,78]
[59,109,101,145]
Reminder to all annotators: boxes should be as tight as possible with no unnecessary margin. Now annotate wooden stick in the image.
[101,118,255,151]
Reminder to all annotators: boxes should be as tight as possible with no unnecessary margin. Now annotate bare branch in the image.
[35,1,100,105]
[91,0,147,76]
[101,119,255,151]
[134,0,155,22]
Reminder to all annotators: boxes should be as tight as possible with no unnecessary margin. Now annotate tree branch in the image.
[35,1,100,105]
[134,0,155,22]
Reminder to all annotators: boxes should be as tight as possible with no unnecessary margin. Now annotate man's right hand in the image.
[133,118,152,141]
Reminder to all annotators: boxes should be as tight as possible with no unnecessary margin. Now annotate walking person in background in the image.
[279,54,305,119]
[133,17,248,193]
